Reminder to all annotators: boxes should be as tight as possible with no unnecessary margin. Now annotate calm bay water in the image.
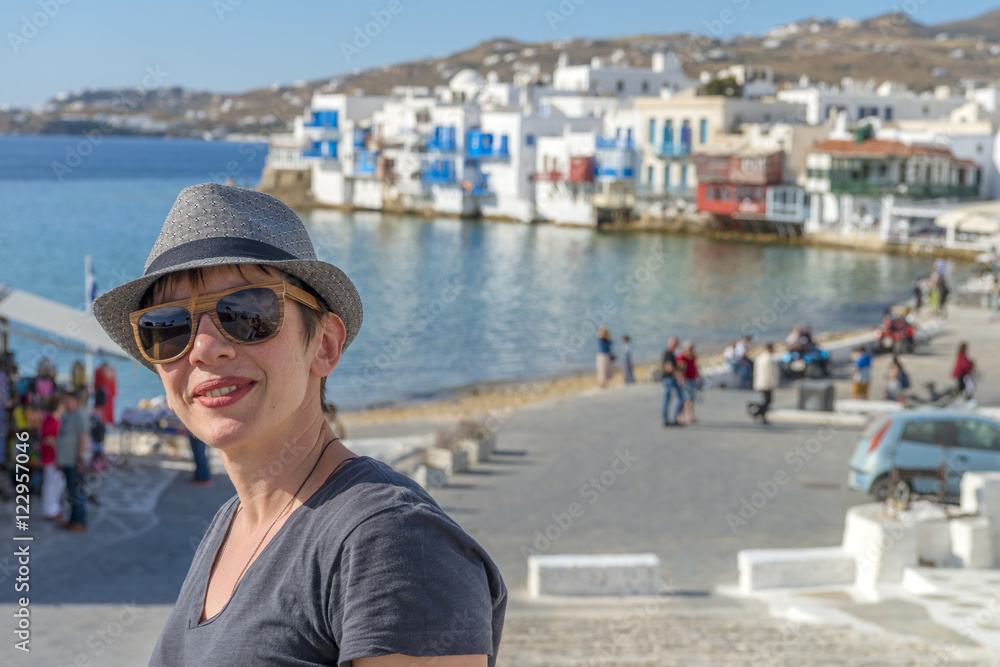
[0,135,963,413]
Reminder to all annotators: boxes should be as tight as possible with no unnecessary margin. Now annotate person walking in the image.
[677,341,699,425]
[661,337,684,426]
[596,326,614,388]
[753,343,779,424]
[885,356,910,402]
[952,342,975,397]
[735,335,754,388]
[54,388,88,532]
[93,361,117,425]
[40,395,66,521]
[620,334,635,384]
[851,346,872,399]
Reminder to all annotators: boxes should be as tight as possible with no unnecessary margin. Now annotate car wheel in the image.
[869,475,911,503]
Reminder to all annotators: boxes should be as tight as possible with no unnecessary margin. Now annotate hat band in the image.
[145,237,298,275]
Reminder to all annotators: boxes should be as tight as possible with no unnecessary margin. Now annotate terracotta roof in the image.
[810,139,956,159]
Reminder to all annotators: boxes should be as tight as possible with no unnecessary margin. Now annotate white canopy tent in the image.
[935,202,1000,247]
[0,284,129,368]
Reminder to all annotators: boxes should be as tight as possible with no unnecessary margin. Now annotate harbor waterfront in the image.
[0,135,972,415]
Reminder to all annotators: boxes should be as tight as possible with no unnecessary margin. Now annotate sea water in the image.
[0,135,957,413]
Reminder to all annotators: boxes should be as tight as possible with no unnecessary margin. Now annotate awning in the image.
[0,284,129,360]
[935,202,1000,236]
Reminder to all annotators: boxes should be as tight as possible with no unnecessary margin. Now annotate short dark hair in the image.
[140,264,334,415]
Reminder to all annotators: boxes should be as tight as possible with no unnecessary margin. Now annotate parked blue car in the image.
[848,410,1000,502]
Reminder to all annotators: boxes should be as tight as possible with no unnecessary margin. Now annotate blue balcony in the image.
[657,142,691,158]
[302,140,337,159]
[421,159,456,184]
[354,149,377,175]
[471,175,492,195]
[596,166,635,179]
[304,110,338,129]
[596,135,635,150]
[353,128,371,148]
[426,126,458,153]
[467,132,510,159]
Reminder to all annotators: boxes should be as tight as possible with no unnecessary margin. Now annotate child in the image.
[851,347,872,400]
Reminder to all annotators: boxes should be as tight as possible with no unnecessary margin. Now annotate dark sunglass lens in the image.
[137,307,192,360]
[217,288,280,342]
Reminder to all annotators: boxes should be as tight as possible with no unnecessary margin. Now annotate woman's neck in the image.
[217,412,351,527]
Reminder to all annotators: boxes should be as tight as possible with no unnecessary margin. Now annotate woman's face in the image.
[153,265,330,451]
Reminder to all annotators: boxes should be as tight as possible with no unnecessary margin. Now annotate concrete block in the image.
[960,472,1000,521]
[410,464,447,489]
[950,516,994,568]
[834,399,904,415]
[914,514,951,568]
[527,553,660,597]
[424,447,469,475]
[842,504,918,591]
[737,547,855,593]
[454,438,490,465]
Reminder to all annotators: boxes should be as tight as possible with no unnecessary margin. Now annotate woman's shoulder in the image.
[304,457,453,539]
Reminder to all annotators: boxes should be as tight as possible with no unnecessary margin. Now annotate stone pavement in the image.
[1,303,997,665]
[497,595,999,666]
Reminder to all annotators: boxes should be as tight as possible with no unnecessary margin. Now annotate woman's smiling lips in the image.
[192,377,257,408]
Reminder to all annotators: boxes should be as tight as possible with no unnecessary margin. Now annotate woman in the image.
[596,326,613,388]
[93,184,505,666]
[885,356,909,402]
[952,342,975,397]
[677,341,699,424]
[40,394,65,521]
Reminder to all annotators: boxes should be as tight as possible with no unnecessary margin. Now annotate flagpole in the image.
[85,254,94,388]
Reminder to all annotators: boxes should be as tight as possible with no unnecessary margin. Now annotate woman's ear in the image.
[311,312,347,378]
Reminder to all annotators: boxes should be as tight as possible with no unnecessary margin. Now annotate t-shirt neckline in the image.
[189,455,366,629]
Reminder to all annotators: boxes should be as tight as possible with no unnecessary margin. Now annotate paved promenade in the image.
[2,303,998,665]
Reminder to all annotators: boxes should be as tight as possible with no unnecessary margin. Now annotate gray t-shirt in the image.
[149,457,506,666]
[54,408,86,467]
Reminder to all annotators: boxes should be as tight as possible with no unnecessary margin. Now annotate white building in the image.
[777,78,967,125]
[552,52,697,98]
[804,137,983,240]
[634,89,807,201]
[700,65,777,99]
[299,93,390,210]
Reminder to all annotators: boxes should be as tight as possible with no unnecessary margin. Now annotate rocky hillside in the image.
[3,9,1000,138]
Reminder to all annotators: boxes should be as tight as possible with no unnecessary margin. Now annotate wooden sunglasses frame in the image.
[129,281,321,364]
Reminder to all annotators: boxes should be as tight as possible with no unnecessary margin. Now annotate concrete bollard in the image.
[425,447,469,476]
[737,548,855,593]
[527,554,661,597]
[950,516,994,568]
[842,504,918,592]
[960,472,1000,519]
[910,501,951,568]
[411,464,448,489]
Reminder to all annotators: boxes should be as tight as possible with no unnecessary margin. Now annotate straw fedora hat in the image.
[92,183,363,371]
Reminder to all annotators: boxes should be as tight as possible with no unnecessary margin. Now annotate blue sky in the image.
[0,0,996,107]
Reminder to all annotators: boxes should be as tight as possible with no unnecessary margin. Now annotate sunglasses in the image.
[129,281,321,364]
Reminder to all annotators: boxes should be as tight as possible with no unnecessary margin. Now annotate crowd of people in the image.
[1,355,117,531]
